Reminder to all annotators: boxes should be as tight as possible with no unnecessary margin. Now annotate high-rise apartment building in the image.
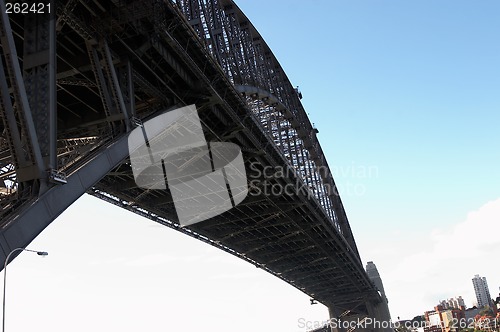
[472,274,492,308]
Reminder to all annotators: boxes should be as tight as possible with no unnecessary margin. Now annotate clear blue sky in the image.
[5,1,500,331]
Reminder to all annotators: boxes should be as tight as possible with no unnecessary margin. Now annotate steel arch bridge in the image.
[0,0,390,327]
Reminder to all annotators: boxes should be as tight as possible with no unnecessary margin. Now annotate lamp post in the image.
[2,248,48,332]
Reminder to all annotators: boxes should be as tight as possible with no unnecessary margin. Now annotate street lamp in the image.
[2,248,48,332]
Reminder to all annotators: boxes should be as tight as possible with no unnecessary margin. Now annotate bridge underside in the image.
[91,150,376,313]
[0,0,383,317]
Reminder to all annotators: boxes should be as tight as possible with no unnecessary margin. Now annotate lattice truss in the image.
[0,0,355,243]
[0,0,168,217]
[175,0,345,233]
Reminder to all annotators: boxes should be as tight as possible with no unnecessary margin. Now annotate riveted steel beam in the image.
[0,0,46,191]
[23,0,58,174]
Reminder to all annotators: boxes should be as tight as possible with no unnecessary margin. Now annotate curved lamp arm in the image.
[3,248,48,332]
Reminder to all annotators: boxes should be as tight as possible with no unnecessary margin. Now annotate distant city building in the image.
[438,296,466,310]
[472,274,493,308]
[424,305,465,332]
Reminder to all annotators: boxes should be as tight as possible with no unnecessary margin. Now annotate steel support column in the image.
[0,0,46,192]
[23,0,57,174]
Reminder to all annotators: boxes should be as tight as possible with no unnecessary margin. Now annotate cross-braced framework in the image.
[174,0,359,254]
[0,0,391,322]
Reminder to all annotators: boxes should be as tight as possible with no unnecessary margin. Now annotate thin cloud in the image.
[386,198,500,318]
